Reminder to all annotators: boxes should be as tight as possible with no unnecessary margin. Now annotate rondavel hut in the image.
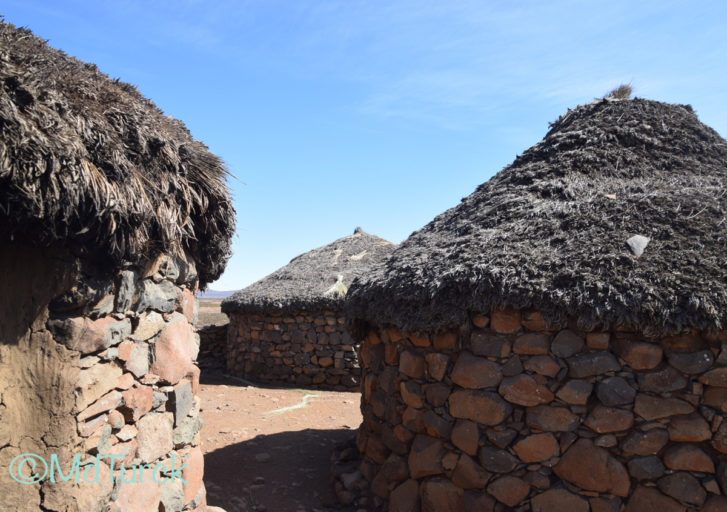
[0,22,234,511]
[222,228,395,390]
[344,96,727,511]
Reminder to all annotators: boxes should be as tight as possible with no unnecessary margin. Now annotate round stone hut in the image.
[0,22,234,511]
[345,97,727,511]
[222,229,395,390]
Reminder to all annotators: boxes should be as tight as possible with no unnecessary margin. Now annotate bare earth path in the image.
[199,371,362,512]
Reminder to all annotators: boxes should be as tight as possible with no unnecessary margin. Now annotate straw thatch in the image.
[222,229,396,314]
[347,98,727,337]
[0,21,234,285]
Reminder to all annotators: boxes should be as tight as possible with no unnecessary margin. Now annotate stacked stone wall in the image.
[348,308,727,511]
[227,310,359,390]
[199,324,228,365]
[0,244,208,511]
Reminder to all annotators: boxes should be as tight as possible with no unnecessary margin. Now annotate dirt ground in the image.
[199,371,362,512]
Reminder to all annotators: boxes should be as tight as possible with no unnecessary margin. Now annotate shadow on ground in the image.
[204,428,357,512]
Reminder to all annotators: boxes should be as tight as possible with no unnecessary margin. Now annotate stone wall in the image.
[0,242,208,512]
[199,324,228,370]
[348,309,727,511]
[227,309,360,390]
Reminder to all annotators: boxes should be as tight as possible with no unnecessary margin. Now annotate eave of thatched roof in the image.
[0,21,234,285]
[347,98,727,337]
[222,229,396,314]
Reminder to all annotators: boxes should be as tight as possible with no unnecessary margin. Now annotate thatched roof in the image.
[0,21,234,285]
[222,229,396,314]
[347,98,727,337]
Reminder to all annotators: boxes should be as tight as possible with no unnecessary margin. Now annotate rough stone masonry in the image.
[0,249,208,512]
[227,310,360,390]
[337,308,727,511]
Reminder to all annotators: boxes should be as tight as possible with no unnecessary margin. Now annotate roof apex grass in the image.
[222,229,396,315]
[347,97,727,337]
[0,21,234,284]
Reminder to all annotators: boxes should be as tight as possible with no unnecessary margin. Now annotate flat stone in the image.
[597,376,636,406]
[136,412,174,463]
[115,269,137,313]
[657,472,706,507]
[169,380,194,427]
[389,479,420,512]
[133,311,166,341]
[173,413,202,446]
[613,339,663,370]
[420,478,463,512]
[48,316,131,355]
[513,433,558,463]
[451,454,491,489]
[513,333,549,355]
[400,350,426,379]
[491,308,521,334]
[112,467,161,512]
[501,355,523,376]
[478,447,519,473]
[408,435,444,479]
[621,428,669,456]
[425,353,449,381]
[700,367,727,387]
[638,366,687,393]
[668,350,714,374]
[471,314,490,329]
[451,352,502,389]
[531,489,589,512]
[556,379,592,405]
[627,455,665,480]
[668,413,712,442]
[400,381,425,408]
[121,385,154,421]
[586,332,610,350]
[526,405,579,432]
[116,424,138,442]
[585,405,634,433]
[711,421,727,454]
[116,372,134,390]
[424,383,451,407]
[150,314,196,385]
[463,491,496,511]
[523,355,561,377]
[663,444,715,473]
[704,386,727,412]
[449,390,511,426]
[135,279,178,313]
[76,363,123,410]
[485,428,517,449]
[554,438,630,497]
[422,410,453,439]
[663,333,707,352]
[568,351,621,377]
[471,331,511,358]
[624,486,686,512]
[522,311,548,330]
[589,497,622,512]
[433,332,457,350]
[450,420,479,456]
[498,374,554,406]
[78,413,109,437]
[125,342,150,378]
[179,287,197,324]
[182,447,205,505]
[108,409,125,429]
[78,390,123,422]
[634,394,694,420]
[551,329,584,358]
[487,476,530,507]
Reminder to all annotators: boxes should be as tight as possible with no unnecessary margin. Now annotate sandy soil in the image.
[199,370,362,512]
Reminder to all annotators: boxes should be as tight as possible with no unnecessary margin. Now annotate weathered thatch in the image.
[0,21,235,285]
[347,98,727,337]
[222,229,396,314]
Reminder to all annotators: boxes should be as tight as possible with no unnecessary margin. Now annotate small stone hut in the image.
[345,98,727,511]
[222,229,395,390]
[0,22,234,511]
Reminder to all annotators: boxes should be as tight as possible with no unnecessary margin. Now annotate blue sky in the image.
[3,1,726,290]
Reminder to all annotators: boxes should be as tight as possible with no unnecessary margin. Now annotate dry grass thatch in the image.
[347,98,727,337]
[0,21,235,285]
[222,229,396,314]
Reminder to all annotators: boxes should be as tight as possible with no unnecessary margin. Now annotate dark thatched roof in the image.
[222,229,396,314]
[0,21,234,285]
[347,98,727,337]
